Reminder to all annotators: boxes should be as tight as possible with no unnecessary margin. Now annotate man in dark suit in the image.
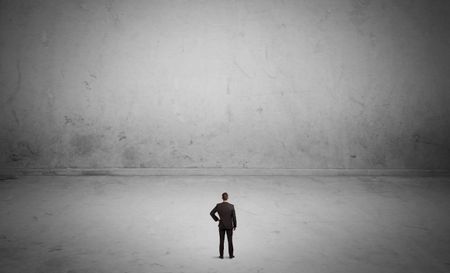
[210,192,237,259]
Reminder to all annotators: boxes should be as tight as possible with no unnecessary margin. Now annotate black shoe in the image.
[230,255,235,259]
[219,256,224,259]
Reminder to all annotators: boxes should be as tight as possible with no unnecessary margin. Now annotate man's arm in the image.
[210,204,219,222]
[232,206,237,230]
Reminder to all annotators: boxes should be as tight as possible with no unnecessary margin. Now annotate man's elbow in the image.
[210,214,218,221]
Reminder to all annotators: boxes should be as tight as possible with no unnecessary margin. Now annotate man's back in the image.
[210,202,237,230]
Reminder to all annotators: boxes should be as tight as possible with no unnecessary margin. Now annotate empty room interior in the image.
[1,1,450,273]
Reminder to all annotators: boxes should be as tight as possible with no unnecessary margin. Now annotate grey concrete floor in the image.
[0,175,449,273]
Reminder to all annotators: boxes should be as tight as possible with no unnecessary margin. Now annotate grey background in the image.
[1,0,450,169]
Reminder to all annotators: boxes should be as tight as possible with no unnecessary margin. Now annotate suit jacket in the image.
[210,202,237,229]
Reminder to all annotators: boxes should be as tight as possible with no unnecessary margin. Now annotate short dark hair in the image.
[222,192,228,200]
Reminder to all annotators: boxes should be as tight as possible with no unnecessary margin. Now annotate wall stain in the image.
[64,114,89,127]
[0,175,17,181]
[64,116,74,125]
[348,95,365,108]
[70,134,102,156]
[105,0,121,27]
[11,110,20,125]
[412,134,450,152]
[118,131,127,141]
[78,1,89,11]
[9,154,21,162]
[41,30,49,47]
[15,59,21,98]
[7,59,21,104]
[233,59,252,78]
[241,160,249,168]
[226,105,233,122]
[83,81,91,90]
[8,141,39,162]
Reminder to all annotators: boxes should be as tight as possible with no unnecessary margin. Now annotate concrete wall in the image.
[1,0,449,169]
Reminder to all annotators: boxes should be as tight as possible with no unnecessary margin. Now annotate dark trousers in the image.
[219,228,233,257]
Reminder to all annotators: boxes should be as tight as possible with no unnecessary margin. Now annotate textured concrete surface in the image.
[1,175,449,273]
[1,0,450,169]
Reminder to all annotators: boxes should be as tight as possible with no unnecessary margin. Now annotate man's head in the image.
[222,192,228,201]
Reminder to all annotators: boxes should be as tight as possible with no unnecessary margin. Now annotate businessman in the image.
[210,192,237,259]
